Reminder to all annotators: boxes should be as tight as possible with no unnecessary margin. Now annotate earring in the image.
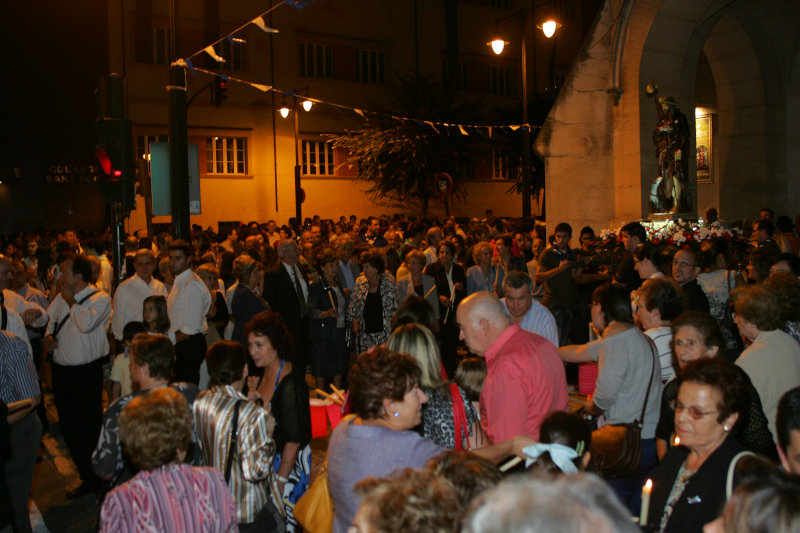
[723,425,729,432]
[393,412,400,418]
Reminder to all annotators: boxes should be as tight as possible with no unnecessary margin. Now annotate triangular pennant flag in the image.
[285,0,314,8]
[425,121,439,134]
[184,58,197,78]
[458,125,468,135]
[227,35,247,44]
[250,82,271,92]
[354,109,365,118]
[487,126,493,138]
[203,45,225,62]
[251,16,279,32]
[509,125,520,131]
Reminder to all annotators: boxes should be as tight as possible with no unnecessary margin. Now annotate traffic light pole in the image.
[168,64,191,241]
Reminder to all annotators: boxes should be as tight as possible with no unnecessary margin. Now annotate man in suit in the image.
[263,239,309,370]
[424,241,466,378]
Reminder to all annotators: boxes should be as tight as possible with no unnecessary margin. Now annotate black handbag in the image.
[591,338,656,479]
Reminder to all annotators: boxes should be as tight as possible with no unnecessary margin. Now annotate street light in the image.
[488,7,561,218]
[278,89,313,223]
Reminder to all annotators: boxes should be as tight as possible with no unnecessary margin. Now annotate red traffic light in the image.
[113,170,122,177]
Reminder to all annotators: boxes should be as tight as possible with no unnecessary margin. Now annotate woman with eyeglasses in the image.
[654,311,775,462]
[643,357,750,533]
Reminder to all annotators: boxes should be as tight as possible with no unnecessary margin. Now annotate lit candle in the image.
[674,435,681,446]
[640,479,653,525]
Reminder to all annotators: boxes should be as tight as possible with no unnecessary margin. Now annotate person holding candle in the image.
[396,250,440,324]
[654,311,775,461]
[643,357,750,533]
[307,248,348,391]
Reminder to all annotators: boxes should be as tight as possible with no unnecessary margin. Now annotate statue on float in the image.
[646,83,691,214]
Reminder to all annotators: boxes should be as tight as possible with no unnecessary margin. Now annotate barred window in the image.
[206,137,248,175]
[299,43,332,78]
[153,28,171,66]
[356,50,385,84]
[489,65,510,96]
[492,148,516,180]
[302,140,334,176]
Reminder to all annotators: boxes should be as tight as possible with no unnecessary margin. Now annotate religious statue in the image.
[646,83,691,214]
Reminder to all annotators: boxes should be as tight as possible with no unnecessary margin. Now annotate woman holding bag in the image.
[558,283,662,509]
[192,341,285,532]
[386,323,484,450]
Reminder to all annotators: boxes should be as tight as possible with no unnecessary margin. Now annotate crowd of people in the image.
[0,206,798,532]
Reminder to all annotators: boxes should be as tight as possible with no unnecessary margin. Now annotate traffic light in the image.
[96,118,135,211]
[95,75,136,211]
[211,75,227,106]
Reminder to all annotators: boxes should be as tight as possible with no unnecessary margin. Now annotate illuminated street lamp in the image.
[278,89,314,223]
[488,6,561,218]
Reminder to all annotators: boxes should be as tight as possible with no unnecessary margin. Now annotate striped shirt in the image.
[192,385,283,523]
[0,332,40,404]
[504,297,560,347]
[99,463,238,533]
[645,326,675,382]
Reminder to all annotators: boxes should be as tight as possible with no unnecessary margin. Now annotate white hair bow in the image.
[523,443,579,474]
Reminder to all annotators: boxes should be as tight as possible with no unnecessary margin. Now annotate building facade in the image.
[110,0,597,232]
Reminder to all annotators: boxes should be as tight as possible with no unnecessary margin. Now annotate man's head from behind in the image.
[456,292,511,356]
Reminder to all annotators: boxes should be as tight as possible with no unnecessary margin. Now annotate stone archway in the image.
[536,0,799,232]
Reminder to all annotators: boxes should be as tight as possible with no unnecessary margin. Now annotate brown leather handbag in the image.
[591,340,656,479]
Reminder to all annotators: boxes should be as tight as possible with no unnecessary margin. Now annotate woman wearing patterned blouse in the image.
[387,323,483,450]
[99,387,238,533]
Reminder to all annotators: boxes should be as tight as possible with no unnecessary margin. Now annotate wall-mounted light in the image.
[302,99,313,112]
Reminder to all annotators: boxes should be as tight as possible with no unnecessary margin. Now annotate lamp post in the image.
[489,4,560,218]
[278,91,313,224]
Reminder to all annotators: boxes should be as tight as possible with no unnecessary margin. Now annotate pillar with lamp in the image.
[487,1,561,218]
[277,88,314,223]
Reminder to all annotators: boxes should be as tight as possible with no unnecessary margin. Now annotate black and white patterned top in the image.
[422,386,479,449]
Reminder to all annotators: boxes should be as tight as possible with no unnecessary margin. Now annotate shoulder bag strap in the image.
[638,336,658,425]
[224,400,243,483]
[52,290,100,340]
[449,383,468,451]
[726,451,755,499]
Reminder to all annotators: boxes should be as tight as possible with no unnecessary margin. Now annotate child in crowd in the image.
[109,321,148,403]
[524,411,593,474]
[142,295,174,343]
[454,357,486,419]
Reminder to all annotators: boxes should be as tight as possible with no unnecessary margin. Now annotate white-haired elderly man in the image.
[457,291,568,443]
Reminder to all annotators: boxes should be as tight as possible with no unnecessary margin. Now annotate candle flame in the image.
[645,479,653,490]
[674,435,681,446]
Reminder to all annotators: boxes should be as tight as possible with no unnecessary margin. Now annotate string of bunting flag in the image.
[172,0,541,137]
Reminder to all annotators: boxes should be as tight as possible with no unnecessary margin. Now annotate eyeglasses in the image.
[672,260,696,268]
[675,402,719,420]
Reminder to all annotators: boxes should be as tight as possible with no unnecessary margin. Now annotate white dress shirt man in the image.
[167,240,211,384]
[33,254,111,497]
[111,249,167,342]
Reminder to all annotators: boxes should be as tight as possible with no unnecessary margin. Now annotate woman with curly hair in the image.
[328,347,533,533]
[99,388,237,532]
[346,251,399,352]
[246,311,311,531]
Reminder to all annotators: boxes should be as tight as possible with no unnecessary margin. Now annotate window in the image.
[299,43,332,79]
[153,28,171,66]
[356,50,385,84]
[215,39,245,71]
[443,60,471,91]
[206,137,248,175]
[302,140,334,176]
[489,65,510,96]
[137,134,168,170]
[492,148,516,180]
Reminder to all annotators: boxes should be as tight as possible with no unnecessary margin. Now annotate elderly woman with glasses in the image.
[643,357,750,533]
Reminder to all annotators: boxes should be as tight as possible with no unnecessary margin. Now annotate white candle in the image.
[674,435,681,447]
[640,479,653,525]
